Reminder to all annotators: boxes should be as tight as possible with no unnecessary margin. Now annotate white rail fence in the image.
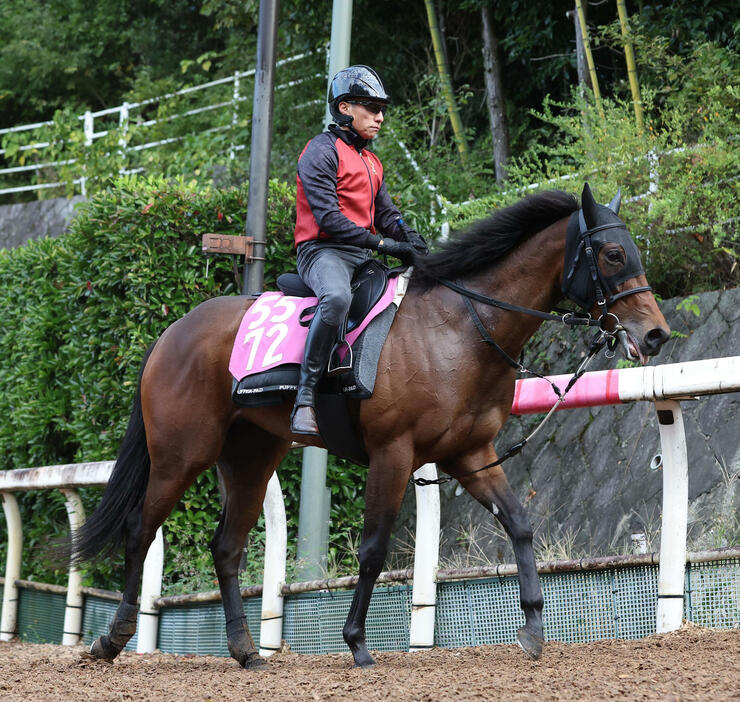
[1,355,739,652]
[0,51,324,197]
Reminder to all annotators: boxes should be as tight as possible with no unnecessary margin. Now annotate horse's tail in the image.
[72,343,156,565]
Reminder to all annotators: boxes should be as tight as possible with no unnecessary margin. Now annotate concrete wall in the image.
[390,288,740,567]
[0,196,84,249]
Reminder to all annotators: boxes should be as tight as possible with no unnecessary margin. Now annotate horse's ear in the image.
[581,182,599,229]
[607,188,622,214]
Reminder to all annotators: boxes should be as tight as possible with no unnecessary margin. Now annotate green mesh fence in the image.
[158,598,262,656]
[283,585,412,654]
[17,587,65,643]
[686,559,740,628]
[13,558,740,653]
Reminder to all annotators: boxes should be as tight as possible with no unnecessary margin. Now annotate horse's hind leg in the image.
[443,448,545,660]
[90,467,198,659]
[212,422,290,669]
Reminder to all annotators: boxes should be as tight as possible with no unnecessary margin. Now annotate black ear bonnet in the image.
[562,188,647,310]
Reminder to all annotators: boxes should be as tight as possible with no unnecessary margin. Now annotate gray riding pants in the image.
[296,241,373,327]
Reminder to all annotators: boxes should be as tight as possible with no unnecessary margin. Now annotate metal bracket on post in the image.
[202,234,262,260]
[409,463,440,651]
[654,400,689,633]
[61,489,85,645]
[1,492,22,642]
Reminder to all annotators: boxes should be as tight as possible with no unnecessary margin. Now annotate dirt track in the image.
[0,625,737,701]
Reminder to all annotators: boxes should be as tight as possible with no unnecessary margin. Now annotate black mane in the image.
[411,190,579,288]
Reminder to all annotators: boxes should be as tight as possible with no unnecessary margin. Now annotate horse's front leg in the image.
[442,446,545,659]
[343,444,412,668]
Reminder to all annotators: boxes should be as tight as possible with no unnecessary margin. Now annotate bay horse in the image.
[73,183,670,668]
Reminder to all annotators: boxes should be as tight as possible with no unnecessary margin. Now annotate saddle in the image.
[277,258,389,375]
[230,261,410,465]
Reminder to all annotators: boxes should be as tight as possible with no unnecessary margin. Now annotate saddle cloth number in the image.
[240,294,301,372]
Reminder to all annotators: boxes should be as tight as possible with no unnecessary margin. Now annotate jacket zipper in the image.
[359,150,375,230]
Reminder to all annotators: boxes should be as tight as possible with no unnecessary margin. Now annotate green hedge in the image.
[0,176,368,592]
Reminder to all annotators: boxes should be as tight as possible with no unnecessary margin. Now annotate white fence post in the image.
[654,400,689,633]
[409,463,440,651]
[80,110,94,197]
[60,489,85,645]
[137,527,164,653]
[260,472,286,657]
[230,72,240,161]
[0,493,22,641]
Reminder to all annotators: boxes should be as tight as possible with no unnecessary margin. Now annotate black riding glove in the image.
[377,237,416,265]
[397,219,429,255]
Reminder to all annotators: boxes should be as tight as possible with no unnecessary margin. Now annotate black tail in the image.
[72,344,156,565]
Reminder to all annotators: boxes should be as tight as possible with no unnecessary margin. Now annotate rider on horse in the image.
[290,65,428,436]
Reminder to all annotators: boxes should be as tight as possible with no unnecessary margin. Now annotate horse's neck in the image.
[466,219,566,325]
[446,220,566,385]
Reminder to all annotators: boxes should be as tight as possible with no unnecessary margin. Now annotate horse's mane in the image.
[411,189,579,289]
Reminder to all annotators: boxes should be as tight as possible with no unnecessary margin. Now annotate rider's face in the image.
[339,101,385,140]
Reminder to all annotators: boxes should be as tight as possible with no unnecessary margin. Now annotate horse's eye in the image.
[606,249,623,264]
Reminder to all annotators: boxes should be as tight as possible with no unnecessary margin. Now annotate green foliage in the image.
[440,42,740,298]
[676,295,701,318]
[0,175,298,590]
[0,0,222,125]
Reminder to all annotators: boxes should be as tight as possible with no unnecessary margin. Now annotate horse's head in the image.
[562,183,670,363]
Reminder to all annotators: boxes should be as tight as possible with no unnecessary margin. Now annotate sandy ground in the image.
[0,624,737,701]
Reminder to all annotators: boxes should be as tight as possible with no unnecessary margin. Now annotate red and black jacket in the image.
[294,125,403,248]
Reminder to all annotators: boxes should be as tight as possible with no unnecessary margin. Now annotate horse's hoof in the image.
[351,651,377,669]
[516,626,544,660]
[241,652,268,670]
[88,636,120,662]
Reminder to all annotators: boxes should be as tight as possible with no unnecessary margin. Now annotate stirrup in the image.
[327,340,353,376]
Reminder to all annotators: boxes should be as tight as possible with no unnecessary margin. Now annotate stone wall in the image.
[0,196,84,249]
[389,288,740,568]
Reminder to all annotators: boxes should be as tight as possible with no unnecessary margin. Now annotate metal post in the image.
[243,0,279,297]
[259,473,287,656]
[294,0,354,583]
[654,400,688,633]
[324,0,354,129]
[296,447,331,580]
[1,493,22,641]
[61,489,85,645]
[409,464,440,651]
[137,527,164,653]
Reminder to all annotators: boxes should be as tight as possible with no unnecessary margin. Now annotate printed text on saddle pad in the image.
[228,278,400,381]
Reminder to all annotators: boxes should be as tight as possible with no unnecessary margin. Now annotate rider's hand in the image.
[397,219,429,255]
[377,237,416,264]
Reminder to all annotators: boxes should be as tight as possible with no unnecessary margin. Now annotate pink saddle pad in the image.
[229,277,399,382]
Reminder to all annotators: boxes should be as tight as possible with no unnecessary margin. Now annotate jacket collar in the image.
[328,123,368,151]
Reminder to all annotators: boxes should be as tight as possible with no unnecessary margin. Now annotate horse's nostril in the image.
[645,327,670,350]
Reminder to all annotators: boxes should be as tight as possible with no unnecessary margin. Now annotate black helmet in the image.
[328,65,390,125]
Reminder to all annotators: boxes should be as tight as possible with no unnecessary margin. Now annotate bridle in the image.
[412,209,652,487]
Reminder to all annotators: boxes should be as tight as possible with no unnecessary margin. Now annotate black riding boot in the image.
[290,312,340,436]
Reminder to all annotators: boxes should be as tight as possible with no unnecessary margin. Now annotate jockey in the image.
[290,64,428,436]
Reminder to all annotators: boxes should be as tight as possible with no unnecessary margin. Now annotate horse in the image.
[73,183,670,669]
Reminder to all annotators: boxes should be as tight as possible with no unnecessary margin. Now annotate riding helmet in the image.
[328,65,391,126]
